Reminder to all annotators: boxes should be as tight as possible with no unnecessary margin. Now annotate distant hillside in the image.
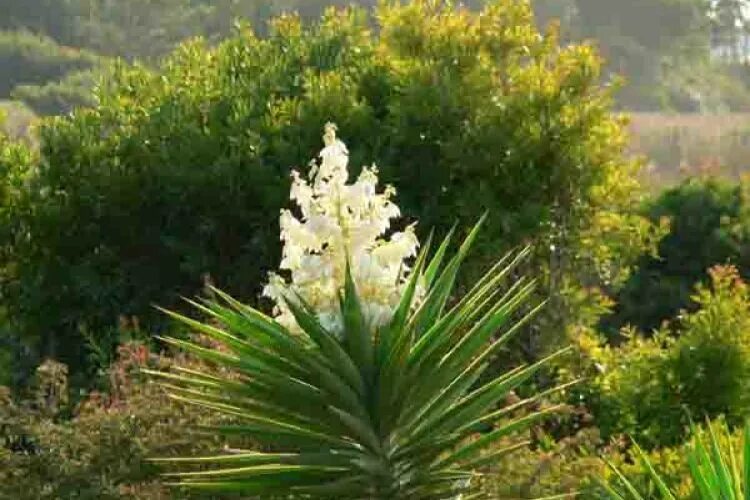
[1,0,750,115]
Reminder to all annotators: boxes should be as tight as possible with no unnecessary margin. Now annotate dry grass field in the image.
[628,112,750,185]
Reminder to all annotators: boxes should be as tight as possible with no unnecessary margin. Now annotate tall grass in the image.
[628,113,750,186]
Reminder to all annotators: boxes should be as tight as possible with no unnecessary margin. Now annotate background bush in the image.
[4,0,748,113]
[11,70,98,116]
[0,30,101,97]
[577,265,750,448]
[0,341,249,499]
[478,417,606,497]
[0,1,648,382]
[605,176,750,334]
[597,417,748,499]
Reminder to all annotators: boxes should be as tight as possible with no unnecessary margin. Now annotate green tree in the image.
[0,112,36,387]
[0,0,645,381]
[573,0,712,109]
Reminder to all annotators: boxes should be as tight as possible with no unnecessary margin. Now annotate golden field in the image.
[628,112,750,185]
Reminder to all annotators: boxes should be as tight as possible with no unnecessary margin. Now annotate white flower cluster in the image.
[263,123,421,337]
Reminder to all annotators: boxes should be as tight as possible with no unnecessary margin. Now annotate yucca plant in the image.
[148,125,573,498]
[600,419,750,500]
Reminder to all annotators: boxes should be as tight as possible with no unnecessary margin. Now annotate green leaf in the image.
[151,217,567,497]
[341,258,374,384]
[632,441,676,500]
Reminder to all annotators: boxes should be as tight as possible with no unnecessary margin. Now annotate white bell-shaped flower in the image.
[263,123,422,338]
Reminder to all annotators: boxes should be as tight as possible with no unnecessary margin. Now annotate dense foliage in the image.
[601,418,750,499]
[1,0,750,498]
[575,266,750,449]
[146,121,572,497]
[0,0,378,60]
[0,30,101,97]
[3,0,750,115]
[0,0,369,114]
[0,342,242,500]
[0,0,641,382]
[11,70,98,116]
[607,177,750,334]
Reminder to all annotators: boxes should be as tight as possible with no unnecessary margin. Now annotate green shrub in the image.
[670,266,750,425]
[577,265,750,449]
[0,0,642,380]
[575,327,681,449]
[599,418,750,499]
[606,176,750,334]
[0,30,101,97]
[0,119,36,387]
[0,113,35,265]
[0,0,82,43]
[12,69,97,116]
[0,100,37,142]
[478,417,606,498]
[607,440,696,499]
[0,342,245,499]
